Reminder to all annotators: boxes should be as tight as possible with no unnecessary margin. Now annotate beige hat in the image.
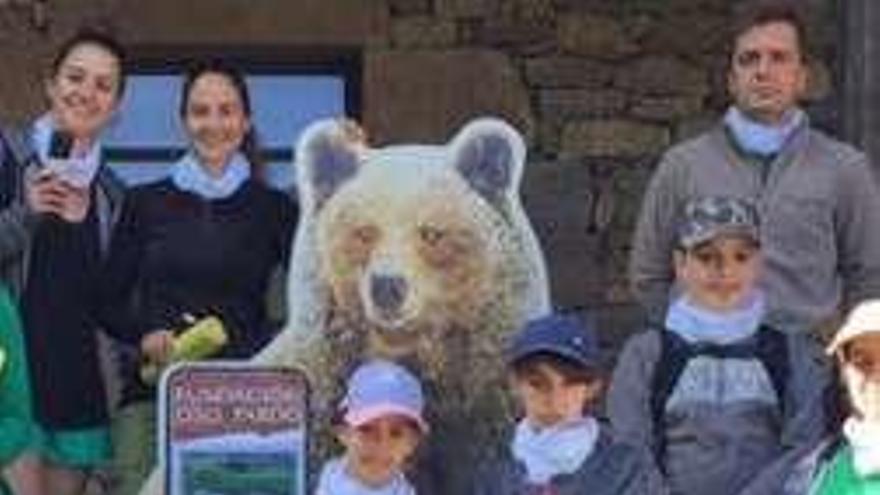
[827,300,880,355]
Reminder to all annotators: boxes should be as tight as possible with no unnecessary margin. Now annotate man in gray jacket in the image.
[629,0,880,333]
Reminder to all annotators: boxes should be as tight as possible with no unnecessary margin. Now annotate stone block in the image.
[558,13,640,60]
[614,56,709,97]
[388,0,432,15]
[476,20,556,50]
[539,89,627,119]
[499,0,556,24]
[645,13,728,58]
[536,118,564,156]
[436,0,498,18]
[560,119,669,158]
[630,95,704,122]
[112,0,388,45]
[364,49,534,144]
[524,56,615,89]
[391,16,458,48]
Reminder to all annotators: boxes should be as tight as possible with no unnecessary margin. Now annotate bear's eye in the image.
[419,225,446,246]
[351,225,380,246]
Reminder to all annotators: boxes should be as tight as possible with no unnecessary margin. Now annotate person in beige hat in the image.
[740,299,880,494]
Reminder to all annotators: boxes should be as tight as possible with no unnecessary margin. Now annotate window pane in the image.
[104,72,348,191]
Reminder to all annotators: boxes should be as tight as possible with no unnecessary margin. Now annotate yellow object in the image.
[140,316,227,384]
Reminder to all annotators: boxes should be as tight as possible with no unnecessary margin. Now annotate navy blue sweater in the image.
[473,428,666,495]
[99,178,297,404]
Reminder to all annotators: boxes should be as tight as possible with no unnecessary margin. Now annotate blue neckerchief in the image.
[171,151,251,199]
[723,106,805,157]
[315,456,415,495]
[31,113,102,187]
[665,291,766,344]
[511,416,599,484]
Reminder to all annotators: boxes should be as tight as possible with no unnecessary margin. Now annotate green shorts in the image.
[35,425,111,469]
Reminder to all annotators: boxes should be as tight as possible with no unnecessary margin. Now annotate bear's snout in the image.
[370,274,409,315]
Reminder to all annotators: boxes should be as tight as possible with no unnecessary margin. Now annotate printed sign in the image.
[160,363,309,495]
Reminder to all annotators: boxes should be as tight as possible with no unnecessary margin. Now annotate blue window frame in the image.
[103,50,360,190]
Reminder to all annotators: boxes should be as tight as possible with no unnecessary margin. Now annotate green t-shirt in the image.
[816,444,880,495]
[0,285,37,466]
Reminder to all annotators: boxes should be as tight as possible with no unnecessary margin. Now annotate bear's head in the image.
[283,118,549,360]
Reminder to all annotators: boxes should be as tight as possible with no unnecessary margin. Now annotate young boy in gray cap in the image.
[473,313,663,495]
[608,196,829,495]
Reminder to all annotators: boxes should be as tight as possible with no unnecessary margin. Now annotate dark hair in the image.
[728,0,810,65]
[511,352,600,385]
[179,59,265,179]
[50,27,127,98]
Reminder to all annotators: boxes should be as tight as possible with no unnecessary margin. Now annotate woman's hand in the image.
[24,169,91,222]
[56,181,90,223]
[25,169,67,216]
[140,330,175,365]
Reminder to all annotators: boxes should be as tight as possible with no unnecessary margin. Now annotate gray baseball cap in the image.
[677,196,760,249]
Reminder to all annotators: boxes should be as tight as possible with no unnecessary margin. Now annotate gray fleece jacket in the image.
[629,118,880,332]
[607,320,830,495]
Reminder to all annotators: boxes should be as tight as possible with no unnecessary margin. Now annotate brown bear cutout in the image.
[140,117,550,495]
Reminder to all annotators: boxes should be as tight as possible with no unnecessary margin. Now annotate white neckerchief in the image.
[665,291,766,344]
[31,113,102,188]
[171,151,251,200]
[511,416,599,484]
[723,106,805,157]
[315,457,415,495]
[843,417,880,478]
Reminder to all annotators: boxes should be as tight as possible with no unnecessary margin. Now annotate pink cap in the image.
[341,360,428,433]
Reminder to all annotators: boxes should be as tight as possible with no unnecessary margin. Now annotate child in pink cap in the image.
[316,359,428,495]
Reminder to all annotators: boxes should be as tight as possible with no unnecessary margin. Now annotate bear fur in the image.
[139,117,550,495]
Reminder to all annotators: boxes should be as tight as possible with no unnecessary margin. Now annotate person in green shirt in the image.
[812,300,880,494]
[741,299,880,494]
[0,283,39,494]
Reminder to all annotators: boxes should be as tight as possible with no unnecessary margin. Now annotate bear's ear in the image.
[450,118,525,207]
[294,119,364,210]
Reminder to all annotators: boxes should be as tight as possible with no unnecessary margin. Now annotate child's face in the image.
[338,415,421,488]
[674,235,761,312]
[842,333,880,423]
[513,362,602,429]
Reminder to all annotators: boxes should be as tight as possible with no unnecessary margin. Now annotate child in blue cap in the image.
[473,313,664,495]
[317,359,428,495]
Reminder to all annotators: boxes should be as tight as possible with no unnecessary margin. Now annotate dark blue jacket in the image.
[473,426,667,495]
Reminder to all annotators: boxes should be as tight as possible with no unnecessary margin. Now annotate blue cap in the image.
[341,359,427,432]
[508,314,601,370]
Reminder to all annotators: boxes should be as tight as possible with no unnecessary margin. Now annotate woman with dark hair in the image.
[0,27,127,495]
[99,59,298,494]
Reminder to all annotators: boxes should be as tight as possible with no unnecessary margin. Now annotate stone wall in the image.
[0,0,843,344]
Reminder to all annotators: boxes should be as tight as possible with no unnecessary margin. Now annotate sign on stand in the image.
[159,363,309,495]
